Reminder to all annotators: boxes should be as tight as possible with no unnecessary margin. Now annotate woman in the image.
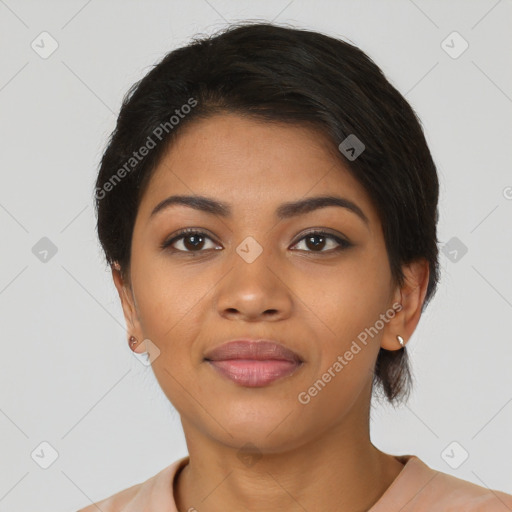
[79,22,512,511]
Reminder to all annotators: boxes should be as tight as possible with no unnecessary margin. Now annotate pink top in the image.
[77,454,512,511]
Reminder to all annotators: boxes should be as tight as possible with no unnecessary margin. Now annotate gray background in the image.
[0,0,511,510]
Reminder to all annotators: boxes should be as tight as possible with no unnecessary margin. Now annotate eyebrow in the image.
[150,194,369,225]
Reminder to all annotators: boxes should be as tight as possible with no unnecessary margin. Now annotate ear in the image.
[112,263,146,354]
[381,258,430,351]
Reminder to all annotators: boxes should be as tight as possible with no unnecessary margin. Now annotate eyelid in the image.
[290,228,349,245]
[290,229,352,251]
[160,228,221,251]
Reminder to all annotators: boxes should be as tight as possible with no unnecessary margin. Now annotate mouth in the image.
[204,339,304,387]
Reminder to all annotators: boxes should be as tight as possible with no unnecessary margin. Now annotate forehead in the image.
[138,114,378,225]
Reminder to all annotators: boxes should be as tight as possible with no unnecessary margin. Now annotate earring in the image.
[397,335,405,348]
[129,335,138,348]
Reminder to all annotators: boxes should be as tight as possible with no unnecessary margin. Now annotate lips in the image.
[204,340,303,387]
[204,340,302,363]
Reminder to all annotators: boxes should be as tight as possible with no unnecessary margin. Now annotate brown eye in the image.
[161,230,221,252]
[292,231,351,253]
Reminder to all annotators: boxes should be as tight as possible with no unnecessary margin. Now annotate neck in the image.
[174,391,404,511]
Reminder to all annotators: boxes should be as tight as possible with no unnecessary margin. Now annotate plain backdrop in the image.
[0,1,511,510]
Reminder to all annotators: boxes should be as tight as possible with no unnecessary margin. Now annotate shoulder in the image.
[391,456,512,511]
[424,467,512,511]
[77,481,142,512]
[76,456,189,512]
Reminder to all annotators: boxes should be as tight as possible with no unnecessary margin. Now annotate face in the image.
[115,114,415,453]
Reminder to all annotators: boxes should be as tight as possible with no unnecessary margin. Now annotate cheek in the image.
[131,248,205,329]
[292,254,391,388]
[295,254,390,337]
[131,261,208,412]
[292,279,386,426]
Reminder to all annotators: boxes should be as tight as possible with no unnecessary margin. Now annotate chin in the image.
[212,403,309,452]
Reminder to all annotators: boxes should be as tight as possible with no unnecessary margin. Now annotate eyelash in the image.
[160,228,352,254]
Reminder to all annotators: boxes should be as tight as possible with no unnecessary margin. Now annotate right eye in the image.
[161,229,222,253]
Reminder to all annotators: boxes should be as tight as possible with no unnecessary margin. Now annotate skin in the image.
[113,113,429,512]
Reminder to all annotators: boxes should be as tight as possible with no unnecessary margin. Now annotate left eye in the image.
[291,231,351,252]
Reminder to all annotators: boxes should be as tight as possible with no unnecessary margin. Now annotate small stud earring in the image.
[129,335,138,347]
[397,335,405,348]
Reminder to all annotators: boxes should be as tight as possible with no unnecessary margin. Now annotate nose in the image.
[214,249,293,322]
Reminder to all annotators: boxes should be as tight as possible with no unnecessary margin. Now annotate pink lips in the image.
[204,340,303,387]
